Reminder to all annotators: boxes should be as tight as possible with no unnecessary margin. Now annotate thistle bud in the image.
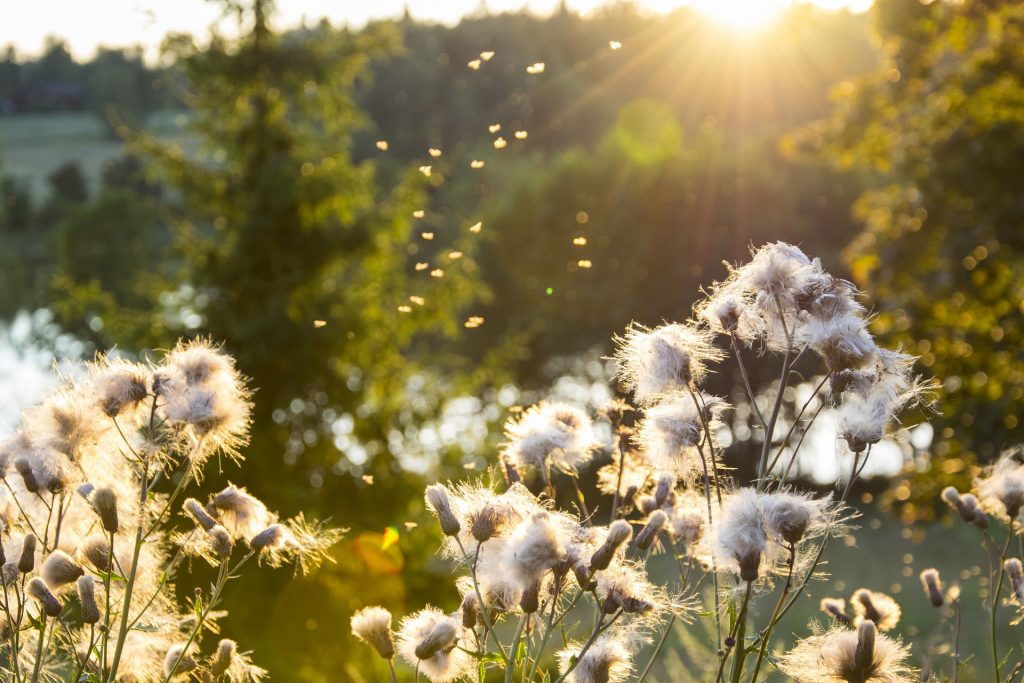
[163,644,196,678]
[919,568,944,607]
[209,526,233,560]
[635,510,667,551]
[590,520,632,572]
[91,486,119,533]
[573,563,594,591]
[460,592,479,629]
[77,575,100,624]
[737,550,761,584]
[820,597,850,623]
[503,459,521,486]
[184,498,218,531]
[853,620,876,675]
[519,580,541,614]
[425,485,460,537]
[637,495,658,515]
[250,525,286,552]
[414,620,457,660]
[655,474,674,507]
[622,485,639,508]
[27,577,62,617]
[470,505,501,544]
[15,459,38,494]
[41,550,84,588]
[350,606,395,660]
[79,535,111,572]
[19,534,36,573]
[210,639,236,677]
[960,494,989,528]
[1005,559,1024,603]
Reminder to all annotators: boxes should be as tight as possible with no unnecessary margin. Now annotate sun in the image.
[686,0,791,32]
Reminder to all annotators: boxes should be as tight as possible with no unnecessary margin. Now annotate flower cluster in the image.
[0,339,341,681]
[350,242,939,683]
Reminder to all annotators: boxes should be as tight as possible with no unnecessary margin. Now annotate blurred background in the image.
[0,0,1022,679]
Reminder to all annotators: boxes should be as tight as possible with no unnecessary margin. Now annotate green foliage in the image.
[790,0,1024,463]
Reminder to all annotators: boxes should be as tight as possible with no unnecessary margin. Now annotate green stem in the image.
[160,551,255,683]
[456,537,508,666]
[748,545,797,682]
[505,615,526,683]
[992,528,1012,683]
[28,616,46,683]
[728,582,755,683]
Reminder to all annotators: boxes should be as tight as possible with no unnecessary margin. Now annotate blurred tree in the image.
[87,47,163,136]
[789,0,1024,466]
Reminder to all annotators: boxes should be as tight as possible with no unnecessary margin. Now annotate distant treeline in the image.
[0,39,177,132]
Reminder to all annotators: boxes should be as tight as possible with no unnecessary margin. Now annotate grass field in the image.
[0,110,189,196]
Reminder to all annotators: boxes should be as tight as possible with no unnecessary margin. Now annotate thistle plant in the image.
[350,241,1024,682]
[0,339,342,682]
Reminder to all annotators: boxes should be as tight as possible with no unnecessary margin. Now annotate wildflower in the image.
[91,485,119,533]
[502,512,566,591]
[459,592,478,629]
[350,606,395,660]
[89,357,149,418]
[15,459,39,494]
[209,485,274,540]
[78,534,111,572]
[77,575,100,624]
[164,644,197,678]
[919,568,944,607]
[19,533,36,573]
[821,597,851,623]
[557,630,634,683]
[590,520,632,572]
[595,562,661,618]
[24,385,105,462]
[666,491,708,545]
[199,526,230,563]
[208,639,268,682]
[613,322,723,404]
[501,402,598,474]
[635,394,727,479]
[396,607,471,682]
[634,510,667,551]
[41,550,84,589]
[184,497,218,531]
[250,524,288,552]
[975,452,1024,521]
[1005,559,1024,606]
[851,589,901,631]
[157,339,252,461]
[761,491,824,545]
[837,350,926,454]
[779,621,916,682]
[713,489,767,582]
[27,577,62,617]
[425,484,461,537]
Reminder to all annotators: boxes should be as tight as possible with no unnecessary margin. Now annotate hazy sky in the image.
[4,0,872,60]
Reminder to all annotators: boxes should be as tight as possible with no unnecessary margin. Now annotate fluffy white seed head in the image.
[712,489,766,582]
[613,322,724,404]
[779,624,916,683]
[350,606,395,659]
[501,402,597,474]
[396,607,471,682]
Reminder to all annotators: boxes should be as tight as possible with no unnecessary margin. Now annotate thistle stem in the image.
[992,528,1012,683]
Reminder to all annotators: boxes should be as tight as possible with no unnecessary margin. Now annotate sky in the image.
[4,0,872,60]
